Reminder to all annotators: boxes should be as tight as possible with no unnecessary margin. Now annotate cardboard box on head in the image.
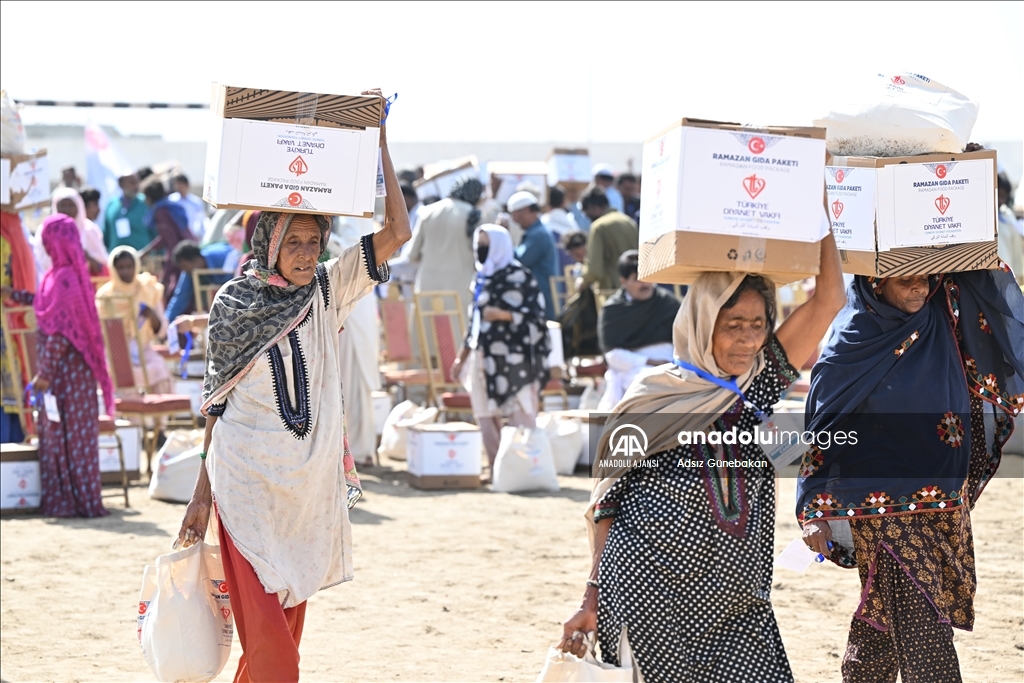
[638,118,828,285]
[203,84,383,217]
[826,149,998,277]
[413,157,479,204]
[547,149,591,186]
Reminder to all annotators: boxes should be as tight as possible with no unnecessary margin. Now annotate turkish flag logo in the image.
[289,156,309,176]
[743,174,766,199]
[139,602,147,615]
[835,169,845,184]
[288,192,302,206]
[832,200,844,219]
[935,195,951,215]
[935,165,947,179]
[748,137,766,155]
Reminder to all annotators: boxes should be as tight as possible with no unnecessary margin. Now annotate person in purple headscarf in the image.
[1,215,115,518]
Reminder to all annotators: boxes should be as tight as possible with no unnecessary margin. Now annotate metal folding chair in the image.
[97,301,196,475]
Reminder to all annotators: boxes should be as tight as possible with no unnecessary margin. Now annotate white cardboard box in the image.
[488,161,549,206]
[99,425,141,474]
[1,150,50,212]
[824,166,877,252]
[413,159,479,202]
[640,122,827,245]
[407,422,482,478]
[826,150,999,277]
[0,461,41,510]
[204,118,379,217]
[547,150,591,185]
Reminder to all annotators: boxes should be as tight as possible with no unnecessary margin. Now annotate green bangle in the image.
[199,451,207,460]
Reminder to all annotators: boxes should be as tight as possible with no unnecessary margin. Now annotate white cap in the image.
[506,191,539,213]
[592,163,615,178]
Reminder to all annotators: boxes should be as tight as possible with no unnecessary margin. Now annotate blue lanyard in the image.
[672,358,768,421]
[472,276,485,307]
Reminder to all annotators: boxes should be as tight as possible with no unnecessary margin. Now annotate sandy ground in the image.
[1,455,1022,683]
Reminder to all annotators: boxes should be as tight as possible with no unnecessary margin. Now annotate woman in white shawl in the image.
[556,230,846,683]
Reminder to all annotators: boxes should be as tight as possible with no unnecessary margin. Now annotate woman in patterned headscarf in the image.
[173,97,410,682]
[799,269,1024,683]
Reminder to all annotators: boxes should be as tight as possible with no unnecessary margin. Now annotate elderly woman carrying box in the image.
[174,90,410,682]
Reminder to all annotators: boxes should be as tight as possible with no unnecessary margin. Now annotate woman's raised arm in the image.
[774,229,847,368]
[367,90,411,264]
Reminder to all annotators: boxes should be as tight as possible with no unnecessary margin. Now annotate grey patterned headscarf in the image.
[449,177,484,236]
[200,211,331,414]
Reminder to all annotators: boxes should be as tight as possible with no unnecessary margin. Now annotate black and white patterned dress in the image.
[595,338,798,683]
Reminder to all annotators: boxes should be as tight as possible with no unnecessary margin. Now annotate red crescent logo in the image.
[835,169,845,184]
[935,165,947,179]
[748,137,766,155]
[288,192,302,206]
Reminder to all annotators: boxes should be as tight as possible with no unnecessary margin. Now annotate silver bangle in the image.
[586,579,600,590]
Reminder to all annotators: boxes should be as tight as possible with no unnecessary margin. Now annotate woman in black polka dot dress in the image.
[557,231,846,683]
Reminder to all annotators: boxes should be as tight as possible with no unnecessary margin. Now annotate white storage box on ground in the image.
[203,84,383,217]
[406,422,482,490]
[99,424,142,484]
[0,443,41,512]
[826,149,998,277]
[639,118,828,284]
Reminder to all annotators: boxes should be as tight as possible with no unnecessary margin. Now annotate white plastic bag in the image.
[536,413,584,475]
[139,542,234,683]
[535,628,638,682]
[149,429,204,503]
[492,426,560,493]
[377,400,439,460]
[0,90,26,154]
[814,71,978,156]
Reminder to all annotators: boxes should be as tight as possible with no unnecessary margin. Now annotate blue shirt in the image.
[569,202,591,232]
[165,242,234,322]
[515,220,558,320]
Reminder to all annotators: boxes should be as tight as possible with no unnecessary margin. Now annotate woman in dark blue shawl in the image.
[797,268,1024,683]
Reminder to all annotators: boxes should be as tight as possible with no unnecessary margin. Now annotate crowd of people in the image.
[1,114,1023,683]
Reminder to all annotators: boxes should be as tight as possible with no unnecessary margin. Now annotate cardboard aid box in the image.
[406,422,482,489]
[547,148,591,186]
[488,161,549,207]
[638,119,828,285]
[1,150,50,212]
[826,150,998,276]
[0,443,40,512]
[413,157,479,203]
[204,84,383,217]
